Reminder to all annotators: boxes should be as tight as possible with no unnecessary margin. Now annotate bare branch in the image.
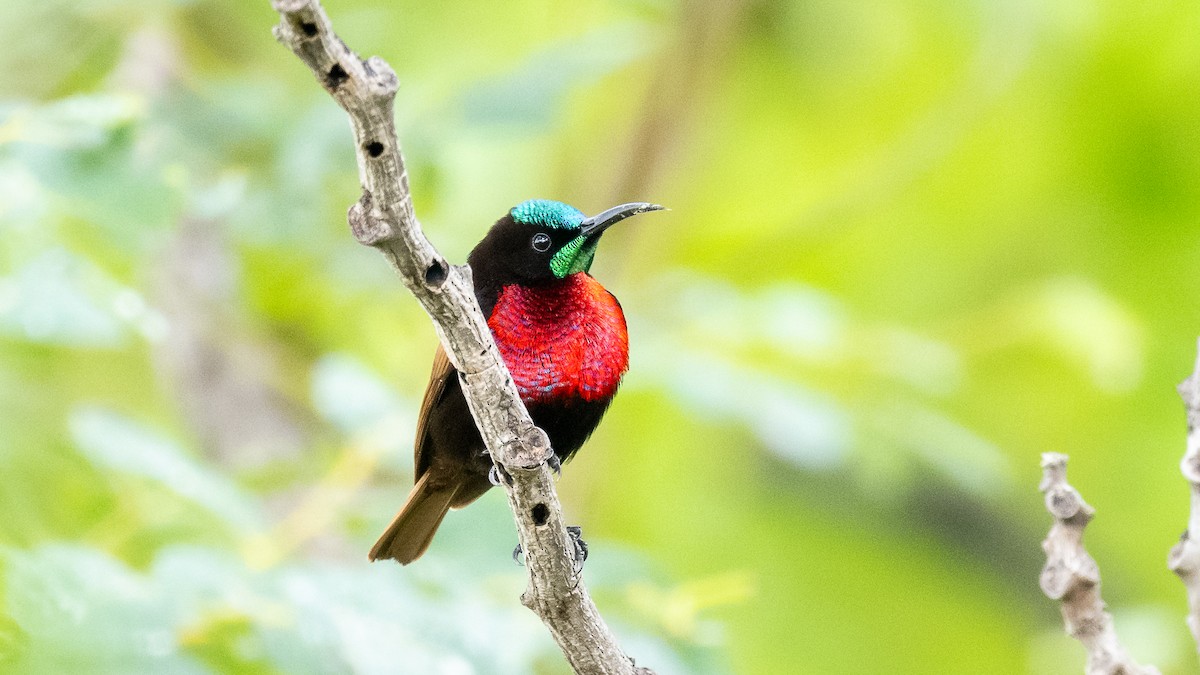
[268,2,650,672]
[1039,453,1160,675]
[1169,338,1200,652]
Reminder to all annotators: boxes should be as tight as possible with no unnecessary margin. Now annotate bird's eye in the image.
[531,233,552,252]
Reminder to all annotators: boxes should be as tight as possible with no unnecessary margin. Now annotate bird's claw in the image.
[566,525,588,572]
[546,454,562,479]
[488,461,513,487]
[511,526,587,572]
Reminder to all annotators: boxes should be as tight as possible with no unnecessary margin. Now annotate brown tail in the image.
[369,472,459,564]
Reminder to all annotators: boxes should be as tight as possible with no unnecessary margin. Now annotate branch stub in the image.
[501,425,554,470]
[347,192,394,246]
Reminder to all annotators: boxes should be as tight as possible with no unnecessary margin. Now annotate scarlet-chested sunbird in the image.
[370,200,663,564]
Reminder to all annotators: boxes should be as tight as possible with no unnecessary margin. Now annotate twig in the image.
[268,2,650,672]
[1169,338,1200,652]
[1039,453,1160,675]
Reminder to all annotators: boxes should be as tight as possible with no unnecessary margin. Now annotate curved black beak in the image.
[579,202,664,237]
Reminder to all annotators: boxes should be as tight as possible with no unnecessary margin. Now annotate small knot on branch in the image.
[1046,485,1092,523]
[362,56,399,98]
[1181,452,1200,484]
[1040,552,1100,600]
[347,191,394,245]
[500,425,553,470]
[1168,531,1199,576]
[1040,454,1095,524]
[1041,451,1099,521]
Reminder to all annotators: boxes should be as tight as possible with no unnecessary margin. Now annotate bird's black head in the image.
[468,199,663,295]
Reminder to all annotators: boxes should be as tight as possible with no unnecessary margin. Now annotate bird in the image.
[369,199,663,564]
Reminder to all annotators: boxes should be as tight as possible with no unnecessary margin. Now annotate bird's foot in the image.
[546,453,562,479]
[566,525,589,573]
[488,460,514,487]
[511,526,588,572]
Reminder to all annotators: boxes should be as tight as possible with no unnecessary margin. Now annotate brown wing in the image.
[413,343,457,478]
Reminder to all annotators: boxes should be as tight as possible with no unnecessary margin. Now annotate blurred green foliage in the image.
[2,0,1200,673]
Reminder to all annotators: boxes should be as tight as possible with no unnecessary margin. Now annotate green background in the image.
[2,0,1199,672]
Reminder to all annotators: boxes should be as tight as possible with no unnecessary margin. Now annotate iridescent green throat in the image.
[549,235,598,279]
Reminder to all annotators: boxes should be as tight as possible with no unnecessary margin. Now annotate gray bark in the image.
[1039,453,1160,675]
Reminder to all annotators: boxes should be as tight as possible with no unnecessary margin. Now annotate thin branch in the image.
[1169,338,1200,652]
[268,2,650,672]
[1039,453,1160,675]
